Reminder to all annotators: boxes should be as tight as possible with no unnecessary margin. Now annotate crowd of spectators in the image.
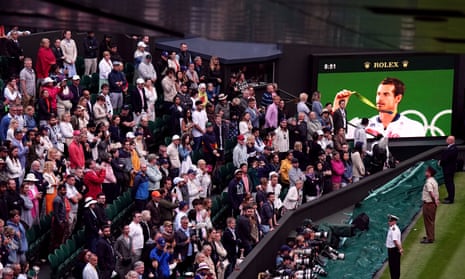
[0,25,379,279]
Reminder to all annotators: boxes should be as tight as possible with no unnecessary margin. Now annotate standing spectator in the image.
[334,127,348,153]
[82,253,99,279]
[114,225,134,278]
[144,79,158,122]
[288,158,306,188]
[96,225,116,279]
[354,118,369,151]
[6,210,27,264]
[99,34,112,59]
[331,151,344,191]
[146,153,162,193]
[35,38,56,82]
[440,135,458,204]
[222,217,238,277]
[18,183,33,228]
[83,159,106,199]
[297,92,310,119]
[50,184,70,251]
[133,163,149,212]
[65,174,82,233]
[264,95,280,131]
[60,30,77,78]
[138,55,157,83]
[307,112,322,142]
[192,101,208,151]
[98,51,112,88]
[167,135,181,177]
[233,134,247,169]
[186,63,199,90]
[206,56,222,96]
[68,130,85,170]
[174,216,195,274]
[283,179,304,213]
[311,91,323,118]
[341,151,353,187]
[129,212,144,261]
[267,172,283,211]
[82,198,99,252]
[261,83,275,109]
[236,205,254,256]
[228,169,246,217]
[149,237,173,279]
[108,61,127,112]
[5,178,23,214]
[51,38,64,68]
[320,109,333,133]
[94,193,111,228]
[83,31,98,76]
[6,31,23,76]
[260,192,276,234]
[333,99,347,133]
[244,97,262,129]
[273,119,289,155]
[5,146,23,187]
[178,42,192,67]
[351,144,365,183]
[19,57,35,106]
[162,68,177,112]
[145,190,162,228]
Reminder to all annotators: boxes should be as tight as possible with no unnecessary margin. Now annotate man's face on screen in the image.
[376,84,402,113]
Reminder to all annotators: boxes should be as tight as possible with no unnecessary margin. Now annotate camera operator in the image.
[275,245,292,267]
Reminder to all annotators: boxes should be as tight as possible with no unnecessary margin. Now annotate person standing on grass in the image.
[421,166,439,244]
[385,214,403,279]
[439,135,458,204]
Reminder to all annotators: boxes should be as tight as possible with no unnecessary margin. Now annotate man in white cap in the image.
[385,214,403,279]
[167,135,181,178]
[108,61,128,112]
[131,78,148,124]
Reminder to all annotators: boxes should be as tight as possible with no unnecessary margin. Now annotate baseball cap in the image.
[151,191,161,198]
[137,41,147,48]
[156,237,166,247]
[72,75,80,81]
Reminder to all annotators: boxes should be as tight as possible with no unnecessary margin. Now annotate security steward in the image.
[421,166,439,244]
[385,214,403,279]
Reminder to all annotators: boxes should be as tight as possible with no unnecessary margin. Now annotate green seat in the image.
[40,214,52,233]
[76,229,85,246]
[54,246,66,265]
[48,253,59,271]
[26,226,37,243]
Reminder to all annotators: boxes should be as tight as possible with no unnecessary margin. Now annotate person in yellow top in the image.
[279,151,293,188]
[128,140,141,187]
[198,83,208,107]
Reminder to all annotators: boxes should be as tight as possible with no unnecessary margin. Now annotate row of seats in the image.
[25,213,52,261]
[48,190,134,278]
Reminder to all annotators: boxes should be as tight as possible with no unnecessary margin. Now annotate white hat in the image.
[172,134,180,141]
[269,171,279,179]
[173,177,183,185]
[198,83,206,89]
[84,198,97,208]
[317,130,324,136]
[72,75,80,81]
[42,77,54,84]
[24,173,39,182]
[126,132,135,139]
[112,61,122,66]
[136,78,145,84]
[137,41,147,48]
[196,262,210,272]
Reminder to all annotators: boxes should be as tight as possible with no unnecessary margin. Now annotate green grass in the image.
[380,172,465,279]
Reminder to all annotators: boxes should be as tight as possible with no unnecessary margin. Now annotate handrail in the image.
[229,145,465,278]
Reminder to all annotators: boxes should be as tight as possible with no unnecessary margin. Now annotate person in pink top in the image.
[331,151,345,191]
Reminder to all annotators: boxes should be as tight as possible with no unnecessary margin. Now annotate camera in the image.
[323,246,345,260]
[294,248,313,256]
[295,257,311,265]
[294,269,318,279]
[313,231,328,239]
[312,265,328,277]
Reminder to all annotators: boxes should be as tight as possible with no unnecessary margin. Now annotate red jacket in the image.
[36,47,56,79]
[83,169,106,199]
[68,140,85,169]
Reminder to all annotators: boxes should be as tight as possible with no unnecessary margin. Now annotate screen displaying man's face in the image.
[376,84,402,114]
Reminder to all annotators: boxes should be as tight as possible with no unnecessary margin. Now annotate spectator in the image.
[96,225,116,279]
[266,172,283,212]
[108,61,127,112]
[236,205,254,256]
[354,118,369,152]
[129,212,144,261]
[114,224,134,278]
[35,38,56,82]
[83,31,98,76]
[6,209,27,264]
[174,216,195,274]
[50,184,69,251]
[283,179,303,214]
[167,135,181,178]
[192,101,208,151]
[233,134,247,169]
[352,143,366,183]
[273,118,289,155]
[133,163,149,212]
[331,151,344,191]
[288,157,306,188]
[228,169,246,217]
[149,237,173,279]
[82,198,99,252]
[83,159,106,199]
[61,30,78,78]
[264,95,280,130]
[82,253,99,279]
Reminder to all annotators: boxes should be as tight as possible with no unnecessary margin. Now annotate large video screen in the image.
[314,54,456,138]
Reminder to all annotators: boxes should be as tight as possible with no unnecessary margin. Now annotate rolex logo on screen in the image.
[363,61,371,69]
